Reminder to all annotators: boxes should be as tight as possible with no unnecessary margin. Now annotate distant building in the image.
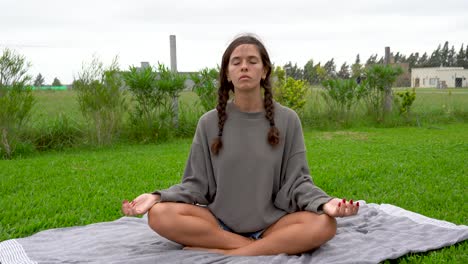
[411,67,468,88]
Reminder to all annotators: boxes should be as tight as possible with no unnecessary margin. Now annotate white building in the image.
[411,67,468,88]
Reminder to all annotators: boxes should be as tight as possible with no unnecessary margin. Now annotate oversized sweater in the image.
[153,102,332,233]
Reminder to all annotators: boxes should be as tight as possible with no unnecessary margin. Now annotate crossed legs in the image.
[148,202,337,256]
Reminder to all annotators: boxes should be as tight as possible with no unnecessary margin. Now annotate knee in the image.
[147,202,177,233]
[320,214,337,240]
[302,212,337,241]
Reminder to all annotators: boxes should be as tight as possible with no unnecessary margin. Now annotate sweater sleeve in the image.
[152,118,215,205]
[273,111,332,214]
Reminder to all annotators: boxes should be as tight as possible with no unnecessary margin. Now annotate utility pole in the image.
[384,46,393,114]
[170,35,178,127]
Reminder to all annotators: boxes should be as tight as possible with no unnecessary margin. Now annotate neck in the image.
[233,90,263,112]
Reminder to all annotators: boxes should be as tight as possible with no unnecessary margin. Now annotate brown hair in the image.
[211,34,280,155]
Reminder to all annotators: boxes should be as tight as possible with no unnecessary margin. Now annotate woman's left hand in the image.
[323,198,359,217]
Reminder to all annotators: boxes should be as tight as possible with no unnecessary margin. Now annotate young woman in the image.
[122,34,359,256]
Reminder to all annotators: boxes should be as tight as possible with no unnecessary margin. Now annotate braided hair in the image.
[211,35,280,155]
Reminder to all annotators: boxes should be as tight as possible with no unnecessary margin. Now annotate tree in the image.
[314,64,328,84]
[466,44,468,68]
[440,41,449,66]
[303,59,316,85]
[34,73,45,87]
[448,45,456,67]
[393,52,404,63]
[428,45,442,67]
[337,62,350,79]
[52,77,62,86]
[407,53,419,69]
[418,52,429,67]
[0,48,35,159]
[456,44,465,68]
[351,54,363,80]
[303,60,328,85]
[283,62,303,80]
[365,54,378,66]
[323,58,337,79]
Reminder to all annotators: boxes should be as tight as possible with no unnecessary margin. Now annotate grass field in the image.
[1,87,467,262]
[30,88,468,126]
[1,123,467,262]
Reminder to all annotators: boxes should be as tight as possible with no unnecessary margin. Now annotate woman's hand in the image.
[122,193,160,216]
[323,198,359,217]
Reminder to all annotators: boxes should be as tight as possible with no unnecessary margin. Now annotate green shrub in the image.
[123,63,186,143]
[274,77,308,114]
[0,48,35,159]
[396,89,417,118]
[31,113,83,151]
[74,56,127,145]
[321,78,364,121]
[361,64,403,122]
[175,101,203,138]
[190,68,218,112]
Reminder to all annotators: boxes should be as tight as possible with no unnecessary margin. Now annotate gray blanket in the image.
[1,202,467,264]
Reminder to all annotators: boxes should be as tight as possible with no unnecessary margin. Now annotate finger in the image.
[353,202,360,215]
[338,202,346,217]
[122,203,132,216]
[342,199,349,216]
[336,202,342,216]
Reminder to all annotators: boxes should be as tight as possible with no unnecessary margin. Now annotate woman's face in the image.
[227,44,267,93]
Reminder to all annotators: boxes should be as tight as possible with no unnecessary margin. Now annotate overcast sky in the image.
[1,0,467,84]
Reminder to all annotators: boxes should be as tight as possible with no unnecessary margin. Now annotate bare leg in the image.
[148,202,253,249]
[195,211,337,256]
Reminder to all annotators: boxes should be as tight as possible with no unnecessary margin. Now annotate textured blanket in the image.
[1,202,467,264]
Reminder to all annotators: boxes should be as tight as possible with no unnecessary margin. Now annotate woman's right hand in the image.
[122,193,160,216]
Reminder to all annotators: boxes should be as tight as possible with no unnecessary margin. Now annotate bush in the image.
[175,101,203,138]
[396,89,416,118]
[123,63,186,143]
[361,64,403,122]
[31,113,83,151]
[74,56,127,145]
[274,77,308,114]
[190,68,218,112]
[0,48,35,159]
[321,78,365,121]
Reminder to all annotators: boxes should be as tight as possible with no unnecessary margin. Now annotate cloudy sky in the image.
[1,0,467,84]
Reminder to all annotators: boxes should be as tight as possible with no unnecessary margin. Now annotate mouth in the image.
[239,75,250,80]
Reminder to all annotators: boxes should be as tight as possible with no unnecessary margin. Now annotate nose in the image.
[241,61,248,71]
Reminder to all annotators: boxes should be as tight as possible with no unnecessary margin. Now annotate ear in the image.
[262,67,267,80]
[227,74,231,82]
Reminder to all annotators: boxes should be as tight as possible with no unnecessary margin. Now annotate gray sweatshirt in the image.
[153,102,332,233]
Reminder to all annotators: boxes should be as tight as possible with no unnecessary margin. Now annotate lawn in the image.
[1,123,467,262]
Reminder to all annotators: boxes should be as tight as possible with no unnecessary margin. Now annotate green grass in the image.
[1,123,467,262]
[31,90,201,124]
[30,88,468,129]
[302,87,468,129]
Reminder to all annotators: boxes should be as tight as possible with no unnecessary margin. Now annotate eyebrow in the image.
[231,55,260,61]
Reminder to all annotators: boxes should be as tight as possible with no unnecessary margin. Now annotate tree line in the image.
[283,41,468,85]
